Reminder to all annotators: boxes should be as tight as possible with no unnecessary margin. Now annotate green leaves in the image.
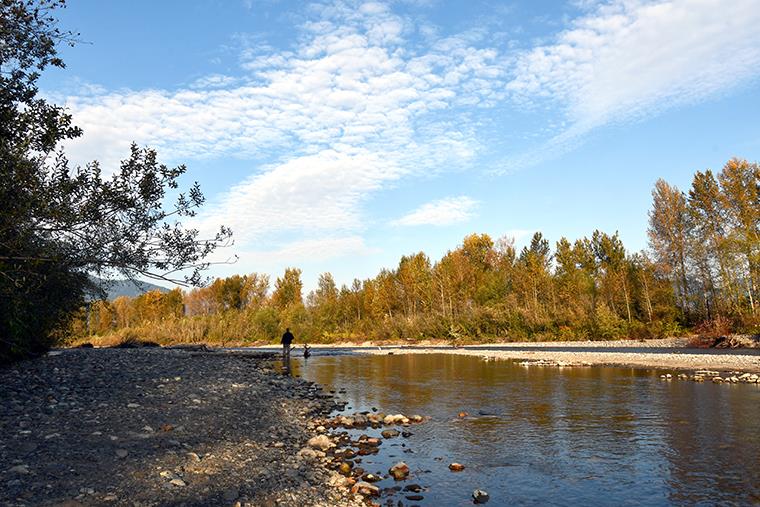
[0,1,231,361]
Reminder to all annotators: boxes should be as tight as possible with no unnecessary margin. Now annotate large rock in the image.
[337,415,354,427]
[473,489,489,504]
[381,429,400,439]
[383,414,408,425]
[351,481,380,497]
[389,461,410,480]
[307,434,335,451]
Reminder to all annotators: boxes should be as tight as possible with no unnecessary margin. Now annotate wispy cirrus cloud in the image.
[392,195,478,226]
[497,0,760,172]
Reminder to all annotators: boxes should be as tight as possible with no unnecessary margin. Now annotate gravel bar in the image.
[0,348,365,507]
[359,338,760,373]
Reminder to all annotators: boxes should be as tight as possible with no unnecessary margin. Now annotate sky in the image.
[43,0,760,292]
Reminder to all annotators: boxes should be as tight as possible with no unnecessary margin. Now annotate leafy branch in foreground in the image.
[0,0,233,361]
[1,144,234,287]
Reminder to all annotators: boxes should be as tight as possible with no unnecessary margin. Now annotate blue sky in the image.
[44,0,760,291]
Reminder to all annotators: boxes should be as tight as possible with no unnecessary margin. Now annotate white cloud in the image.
[60,1,503,262]
[392,195,478,226]
[195,148,402,243]
[62,2,503,173]
[499,0,760,171]
[55,0,760,261]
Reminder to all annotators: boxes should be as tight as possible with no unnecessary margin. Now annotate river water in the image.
[290,353,760,506]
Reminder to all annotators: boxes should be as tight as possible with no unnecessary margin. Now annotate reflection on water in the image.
[292,354,760,506]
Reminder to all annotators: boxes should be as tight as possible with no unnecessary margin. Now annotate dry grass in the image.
[67,327,273,349]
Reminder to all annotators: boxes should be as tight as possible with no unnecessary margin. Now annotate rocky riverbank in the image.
[0,348,366,507]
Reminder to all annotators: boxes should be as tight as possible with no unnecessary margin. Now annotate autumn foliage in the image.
[69,158,758,346]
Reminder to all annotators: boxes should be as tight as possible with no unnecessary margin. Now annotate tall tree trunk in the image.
[621,273,632,324]
[746,273,756,316]
[678,250,690,317]
[640,271,653,323]
[439,282,446,318]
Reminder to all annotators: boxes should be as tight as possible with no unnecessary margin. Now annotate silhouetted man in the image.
[281,328,294,359]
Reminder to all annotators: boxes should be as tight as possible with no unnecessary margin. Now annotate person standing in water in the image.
[281,328,294,359]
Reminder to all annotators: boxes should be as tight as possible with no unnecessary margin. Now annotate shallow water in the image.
[291,353,760,506]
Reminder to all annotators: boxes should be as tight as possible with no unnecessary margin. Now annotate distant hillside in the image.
[88,278,171,301]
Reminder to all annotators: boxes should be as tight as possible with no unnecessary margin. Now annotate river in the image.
[290,353,760,506]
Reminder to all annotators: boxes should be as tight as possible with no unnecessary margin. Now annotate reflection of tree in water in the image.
[661,381,760,504]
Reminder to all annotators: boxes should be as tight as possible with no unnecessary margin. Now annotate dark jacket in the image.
[281,330,294,345]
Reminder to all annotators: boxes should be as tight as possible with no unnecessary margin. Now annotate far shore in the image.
[249,337,760,373]
[68,336,760,374]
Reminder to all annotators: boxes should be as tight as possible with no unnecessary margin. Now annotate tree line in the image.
[69,160,758,346]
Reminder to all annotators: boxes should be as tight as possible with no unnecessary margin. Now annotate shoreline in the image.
[0,348,362,507]
[249,337,760,373]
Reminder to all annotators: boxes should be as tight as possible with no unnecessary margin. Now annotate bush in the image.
[693,315,734,338]
[591,303,626,340]
[0,257,87,363]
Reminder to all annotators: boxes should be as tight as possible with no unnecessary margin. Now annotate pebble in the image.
[115,449,128,458]
[473,489,490,504]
